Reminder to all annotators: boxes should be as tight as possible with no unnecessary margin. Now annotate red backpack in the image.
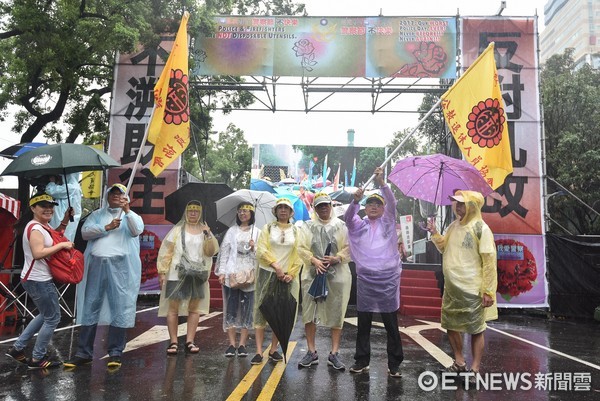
[25,224,85,284]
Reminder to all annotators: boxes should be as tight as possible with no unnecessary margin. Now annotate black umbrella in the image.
[0,143,119,178]
[259,278,297,363]
[329,189,355,204]
[164,182,234,234]
[1,143,120,221]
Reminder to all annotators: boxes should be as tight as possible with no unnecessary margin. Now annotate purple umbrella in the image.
[388,154,494,206]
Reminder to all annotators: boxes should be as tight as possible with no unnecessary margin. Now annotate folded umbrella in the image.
[259,278,297,363]
[307,243,331,324]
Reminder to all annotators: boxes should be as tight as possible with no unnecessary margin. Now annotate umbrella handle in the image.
[63,172,74,222]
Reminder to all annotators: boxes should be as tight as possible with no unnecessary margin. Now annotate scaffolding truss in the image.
[191,75,452,114]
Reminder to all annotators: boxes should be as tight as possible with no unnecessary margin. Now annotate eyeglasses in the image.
[237,209,250,214]
[366,202,383,208]
[280,229,286,244]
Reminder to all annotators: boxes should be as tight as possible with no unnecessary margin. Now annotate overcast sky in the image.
[0,0,547,188]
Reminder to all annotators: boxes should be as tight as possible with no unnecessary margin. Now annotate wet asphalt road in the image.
[0,299,599,401]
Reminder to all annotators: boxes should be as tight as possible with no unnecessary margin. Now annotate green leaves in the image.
[542,50,600,234]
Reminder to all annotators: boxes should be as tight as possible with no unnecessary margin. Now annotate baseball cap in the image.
[449,194,465,203]
[108,183,127,194]
[365,193,385,205]
[313,192,332,207]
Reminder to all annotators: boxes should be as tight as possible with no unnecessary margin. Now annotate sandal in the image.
[184,342,199,354]
[444,360,467,373]
[166,342,179,356]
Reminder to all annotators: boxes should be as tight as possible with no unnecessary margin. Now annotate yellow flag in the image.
[441,42,512,190]
[147,12,190,177]
[81,144,104,198]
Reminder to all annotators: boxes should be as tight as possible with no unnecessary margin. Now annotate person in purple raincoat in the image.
[344,167,404,378]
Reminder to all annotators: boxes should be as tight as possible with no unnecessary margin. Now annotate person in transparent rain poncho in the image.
[45,173,82,241]
[428,190,498,379]
[214,202,258,358]
[297,192,352,371]
[65,183,144,370]
[250,197,302,365]
[156,200,219,356]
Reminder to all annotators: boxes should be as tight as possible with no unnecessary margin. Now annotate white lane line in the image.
[487,325,600,371]
[414,319,600,371]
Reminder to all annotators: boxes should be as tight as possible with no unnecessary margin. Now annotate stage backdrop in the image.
[462,17,547,307]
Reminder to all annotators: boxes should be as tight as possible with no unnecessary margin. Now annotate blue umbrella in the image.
[275,193,309,221]
[307,243,331,323]
[250,178,277,193]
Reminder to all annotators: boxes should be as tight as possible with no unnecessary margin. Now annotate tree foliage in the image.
[203,123,252,189]
[541,49,600,234]
[0,0,304,146]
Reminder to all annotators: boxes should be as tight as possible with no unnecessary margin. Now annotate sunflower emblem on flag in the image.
[164,69,189,125]
[466,98,506,149]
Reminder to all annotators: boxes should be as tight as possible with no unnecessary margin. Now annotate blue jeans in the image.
[14,280,61,360]
[76,324,127,359]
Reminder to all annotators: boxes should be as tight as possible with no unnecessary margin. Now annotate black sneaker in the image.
[250,354,263,365]
[237,345,248,357]
[225,345,236,357]
[268,351,283,362]
[28,358,62,370]
[6,346,28,365]
[388,366,402,378]
[64,356,93,368]
[107,356,122,368]
[349,361,370,373]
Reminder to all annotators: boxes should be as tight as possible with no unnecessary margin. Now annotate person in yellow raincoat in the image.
[428,190,497,377]
[250,197,302,365]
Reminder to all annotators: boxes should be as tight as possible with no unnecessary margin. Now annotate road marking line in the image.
[226,345,273,401]
[487,325,600,371]
[345,317,453,368]
[257,342,297,401]
[414,319,600,371]
[400,320,453,368]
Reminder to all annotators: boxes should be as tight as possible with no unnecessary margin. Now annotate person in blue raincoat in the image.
[64,183,144,370]
[45,173,82,241]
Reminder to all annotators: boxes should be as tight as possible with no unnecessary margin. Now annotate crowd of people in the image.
[6,171,498,382]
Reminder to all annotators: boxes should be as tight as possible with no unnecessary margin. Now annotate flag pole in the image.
[363,97,443,188]
[117,104,157,218]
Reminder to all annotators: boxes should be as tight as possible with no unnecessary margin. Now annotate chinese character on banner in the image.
[81,144,104,199]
